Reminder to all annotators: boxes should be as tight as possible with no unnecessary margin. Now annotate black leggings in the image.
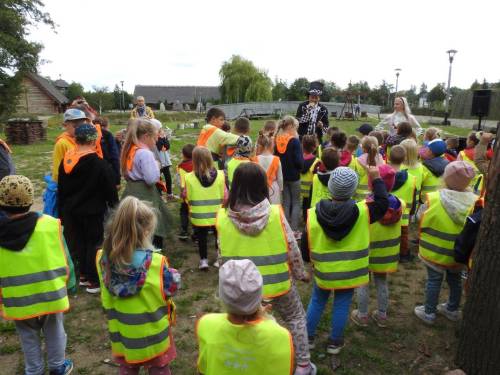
[194,226,217,259]
[160,166,172,195]
[180,202,189,232]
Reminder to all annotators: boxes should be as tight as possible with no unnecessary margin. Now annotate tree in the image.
[456,139,500,375]
[66,82,85,102]
[427,83,446,107]
[470,80,481,90]
[272,78,288,101]
[85,86,115,113]
[419,83,428,98]
[403,85,419,107]
[287,78,310,101]
[219,55,272,103]
[481,78,489,89]
[0,0,54,118]
[112,85,133,110]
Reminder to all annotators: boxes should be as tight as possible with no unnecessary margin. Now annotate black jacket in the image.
[454,209,482,265]
[296,101,329,139]
[100,129,121,185]
[275,138,304,182]
[0,212,38,251]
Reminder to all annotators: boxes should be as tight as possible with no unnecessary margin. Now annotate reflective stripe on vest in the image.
[217,205,291,298]
[197,313,293,375]
[404,164,424,201]
[392,175,415,227]
[97,251,171,363]
[300,159,319,198]
[197,125,218,147]
[355,168,369,201]
[310,174,331,208]
[307,202,370,289]
[419,192,472,267]
[369,199,405,273]
[0,215,69,320]
[227,157,251,187]
[185,170,225,226]
[421,165,443,194]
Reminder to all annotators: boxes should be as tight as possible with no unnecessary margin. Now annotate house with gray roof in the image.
[133,85,221,109]
[17,73,69,114]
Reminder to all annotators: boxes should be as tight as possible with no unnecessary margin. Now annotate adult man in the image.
[296,81,329,143]
[130,96,155,119]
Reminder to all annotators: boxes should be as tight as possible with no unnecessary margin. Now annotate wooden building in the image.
[16,73,69,114]
[133,85,220,109]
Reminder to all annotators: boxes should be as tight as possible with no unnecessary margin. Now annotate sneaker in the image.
[326,339,344,355]
[178,231,189,241]
[350,309,369,327]
[49,358,74,375]
[437,303,461,321]
[308,336,315,350]
[294,362,317,375]
[199,259,209,270]
[371,310,388,328]
[414,305,436,325]
[460,270,468,280]
[79,277,90,287]
[85,283,101,294]
[212,260,220,268]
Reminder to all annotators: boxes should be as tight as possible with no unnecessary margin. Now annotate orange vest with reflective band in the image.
[259,156,280,187]
[197,125,218,147]
[63,148,96,173]
[94,124,103,159]
[125,144,144,172]
[275,134,293,154]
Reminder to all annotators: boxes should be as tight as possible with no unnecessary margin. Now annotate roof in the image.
[54,79,69,88]
[26,73,69,104]
[133,85,221,103]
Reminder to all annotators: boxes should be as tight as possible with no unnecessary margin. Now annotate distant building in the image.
[16,73,69,114]
[133,85,220,109]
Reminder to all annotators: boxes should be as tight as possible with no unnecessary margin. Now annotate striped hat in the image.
[328,167,358,200]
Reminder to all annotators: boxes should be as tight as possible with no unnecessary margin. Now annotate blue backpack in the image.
[42,174,58,218]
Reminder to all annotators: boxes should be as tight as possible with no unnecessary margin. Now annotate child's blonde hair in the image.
[361,135,379,152]
[424,127,441,141]
[400,139,420,168]
[120,119,157,176]
[276,116,298,136]
[103,196,157,268]
[256,130,274,154]
[192,146,214,179]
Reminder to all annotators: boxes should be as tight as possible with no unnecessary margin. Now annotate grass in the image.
[0,114,470,374]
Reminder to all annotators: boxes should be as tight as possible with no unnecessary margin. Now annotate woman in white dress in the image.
[376,97,422,136]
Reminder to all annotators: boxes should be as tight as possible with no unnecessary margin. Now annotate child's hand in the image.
[367,165,380,180]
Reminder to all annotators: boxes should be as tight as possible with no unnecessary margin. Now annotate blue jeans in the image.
[306,283,354,343]
[425,266,462,314]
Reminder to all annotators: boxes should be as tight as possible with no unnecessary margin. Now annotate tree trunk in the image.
[456,131,500,375]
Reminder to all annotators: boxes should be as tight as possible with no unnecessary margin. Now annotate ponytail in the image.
[120,118,157,176]
[276,115,298,136]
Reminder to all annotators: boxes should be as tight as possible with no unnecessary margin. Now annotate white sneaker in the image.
[414,305,436,325]
[294,362,317,375]
[212,260,220,268]
[437,303,461,321]
[85,283,101,294]
[199,259,209,270]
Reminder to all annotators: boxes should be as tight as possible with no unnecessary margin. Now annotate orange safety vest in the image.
[125,144,166,191]
[94,124,103,159]
[258,156,280,187]
[197,126,218,147]
[63,148,96,173]
[275,134,293,154]
[0,139,12,154]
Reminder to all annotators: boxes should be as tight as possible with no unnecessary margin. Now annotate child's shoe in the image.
[177,230,189,241]
[49,359,74,375]
[350,309,369,327]
[85,282,100,294]
[294,362,317,375]
[199,259,209,270]
[212,260,220,268]
[326,338,344,354]
[79,276,90,287]
[437,303,461,321]
[414,305,436,325]
[371,310,388,328]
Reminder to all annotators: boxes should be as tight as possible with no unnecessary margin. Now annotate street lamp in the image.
[443,49,457,125]
[395,68,402,94]
[120,80,125,112]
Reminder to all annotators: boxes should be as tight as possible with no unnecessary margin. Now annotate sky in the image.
[32,0,500,94]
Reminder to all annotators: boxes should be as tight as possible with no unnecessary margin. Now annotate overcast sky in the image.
[33,0,499,93]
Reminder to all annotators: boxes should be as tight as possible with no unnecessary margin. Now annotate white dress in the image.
[376,112,422,135]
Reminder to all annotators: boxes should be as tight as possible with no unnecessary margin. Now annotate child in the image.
[262,119,277,136]
[224,117,251,165]
[0,137,15,180]
[0,175,75,375]
[226,118,253,186]
[256,131,283,204]
[457,132,482,191]
[355,124,374,157]
[183,146,226,270]
[58,124,119,293]
[300,135,320,221]
[369,131,386,160]
[386,122,413,147]
[444,137,459,162]
[414,161,477,324]
[156,126,174,198]
[177,144,195,240]
[355,136,384,200]
[317,126,339,158]
[275,116,304,237]
[197,108,240,167]
[388,145,417,262]
[424,127,441,143]
[97,196,180,374]
[420,139,449,196]
[351,164,404,328]
[216,163,316,375]
[197,260,294,375]
[310,148,339,208]
[400,139,424,202]
[331,131,352,167]
[345,135,360,170]
[93,116,121,187]
[301,166,389,354]
[121,119,171,250]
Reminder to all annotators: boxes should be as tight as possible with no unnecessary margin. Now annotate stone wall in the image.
[16,77,59,114]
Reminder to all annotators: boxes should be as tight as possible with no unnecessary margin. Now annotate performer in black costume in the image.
[296,81,329,143]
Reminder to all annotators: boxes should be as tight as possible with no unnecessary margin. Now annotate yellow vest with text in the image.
[0,215,69,320]
[97,250,172,363]
[307,202,370,290]
[459,150,483,193]
[310,174,332,208]
[197,313,293,375]
[369,199,406,273]
[419,192,473,268]
[392,174,416,226]
[217,205,291,298]
[185,170,225,226]
[227,157,251,187]
[300,158,319,198]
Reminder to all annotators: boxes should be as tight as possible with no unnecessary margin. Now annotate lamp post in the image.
[443,50,457,125]
[395,68,402,94]
[120,80,125,112]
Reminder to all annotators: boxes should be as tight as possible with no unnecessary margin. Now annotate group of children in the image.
[0,102,495,375]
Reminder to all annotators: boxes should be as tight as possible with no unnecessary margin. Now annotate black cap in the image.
[356,123,373,135]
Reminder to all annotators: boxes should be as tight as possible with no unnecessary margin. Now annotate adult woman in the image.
[376,97,422,136]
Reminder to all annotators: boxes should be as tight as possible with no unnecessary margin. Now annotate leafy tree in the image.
[419,83,428,98]
[481,79,489,89]
[0,0,54,118]
[403,85,419,107]
[287,78,310,101]
[427,83,446,106]
[368,80,392,107]
[219,55,272,103]
[84,86,115,113]
[112,85,133,110]
[470,80,481,90]
[272,78,288,101]
[323,81,341,102]
[66,82,85,102]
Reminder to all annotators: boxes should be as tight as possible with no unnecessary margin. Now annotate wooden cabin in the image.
[16,73,69,114]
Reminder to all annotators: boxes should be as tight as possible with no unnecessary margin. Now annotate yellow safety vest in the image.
[197,313,293,375]
[310,174,332,208]
[421,164,444,196]
[185,170,225,226]
[97,250,172,363]
[404,164,424,200]
[347,155,359,171]
[300,158,319,199]
[307,202,370,290]
[458,151,483,193]
[217,205,291,298]
[369,199,406,273]
[419,192,473,268]
[392,173,416,226]
[0,215,69,320]
[227,157,251,187]
[354,166,369,201]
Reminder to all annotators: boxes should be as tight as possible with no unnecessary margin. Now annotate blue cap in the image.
[63,108,87,122]
[427,139,446,156]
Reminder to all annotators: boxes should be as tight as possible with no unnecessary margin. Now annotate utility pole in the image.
[443,50,457,125]
[120,80,125,112]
